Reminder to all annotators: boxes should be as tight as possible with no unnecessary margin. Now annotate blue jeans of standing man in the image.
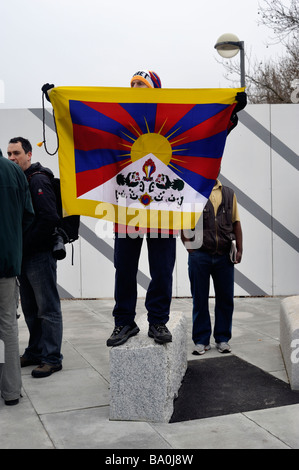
[0,277,22,401]
[188,250,234,345]
[113,234,176,326]
[19,251,63,366]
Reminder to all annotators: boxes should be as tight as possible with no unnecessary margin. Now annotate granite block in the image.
[109,311,187,422]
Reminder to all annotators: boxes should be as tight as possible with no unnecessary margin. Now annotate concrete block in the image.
[280,296,299,390]
[109,311,187,423]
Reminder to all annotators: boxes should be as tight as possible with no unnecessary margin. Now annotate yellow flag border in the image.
[49,86,244,229]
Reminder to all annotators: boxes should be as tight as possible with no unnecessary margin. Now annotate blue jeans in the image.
[113,234,176,326]
[19,251,63,365]
[188,250,234,345]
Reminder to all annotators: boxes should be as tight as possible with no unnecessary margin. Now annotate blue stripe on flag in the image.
[173,130,227,157]
[70,101,137,141]
[75,148,128,173]
[170,164,215,198]
[119,103,158,134]
[164,103,229,139]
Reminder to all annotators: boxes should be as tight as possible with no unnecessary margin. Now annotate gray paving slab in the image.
[40,406,172,449]
[1,296,299,450]
[0,395,54,449]
[244,404,299,449]
[152,413,290,449]
[22,368,109,415]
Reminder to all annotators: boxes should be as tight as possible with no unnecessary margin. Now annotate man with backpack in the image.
[7,137,63,378]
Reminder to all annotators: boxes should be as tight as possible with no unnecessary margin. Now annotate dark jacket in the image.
[0,154,34,276]
[24,162,60,256]
[200,185,235,255]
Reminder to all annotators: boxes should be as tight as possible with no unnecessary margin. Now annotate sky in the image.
[0,0,286,109]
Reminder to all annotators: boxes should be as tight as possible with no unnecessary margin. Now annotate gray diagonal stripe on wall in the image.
[239,110,299,171]
[220,174,299,253]
[234,269,267,296]
[30,108,56,132]
[79,223,150,290]
[57,284,73,299]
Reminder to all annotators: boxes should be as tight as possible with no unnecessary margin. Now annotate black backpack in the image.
[28,171,80,244]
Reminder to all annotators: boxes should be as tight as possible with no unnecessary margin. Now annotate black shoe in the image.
[106,323,140,347]
[1,394,21,406]
[5,398,19,406]
[148,324,172,344]
[20,355,39,368]
[31,363,62,378]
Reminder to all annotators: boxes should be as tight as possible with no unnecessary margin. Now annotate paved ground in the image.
[1,296,299,450]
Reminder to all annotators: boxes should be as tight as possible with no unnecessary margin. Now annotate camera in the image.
[52,228,67,260]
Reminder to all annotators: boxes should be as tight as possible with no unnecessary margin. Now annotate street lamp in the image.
[214,33,245,88]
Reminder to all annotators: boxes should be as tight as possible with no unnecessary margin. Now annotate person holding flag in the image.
[107,71,176,347]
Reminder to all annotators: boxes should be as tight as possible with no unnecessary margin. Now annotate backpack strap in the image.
[27,170,48,182]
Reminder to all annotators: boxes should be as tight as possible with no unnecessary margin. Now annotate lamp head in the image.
[214,33,241,58]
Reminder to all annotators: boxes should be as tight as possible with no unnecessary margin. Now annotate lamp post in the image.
[214,33,245,88]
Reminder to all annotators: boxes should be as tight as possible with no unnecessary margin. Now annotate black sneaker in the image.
[148,324,172,344]
[106,323,140,347]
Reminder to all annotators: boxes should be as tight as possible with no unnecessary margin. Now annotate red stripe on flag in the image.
[172,156,222,180]
[154,103,195,136]
[76,160,131,197]
[73,124,131,152]
[169,106,234,146]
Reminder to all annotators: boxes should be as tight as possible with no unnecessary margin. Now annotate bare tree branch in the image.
[258,0,299,43]
[218,1,299,103]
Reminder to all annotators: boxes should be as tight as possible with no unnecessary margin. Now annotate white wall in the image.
[0,104,298,298]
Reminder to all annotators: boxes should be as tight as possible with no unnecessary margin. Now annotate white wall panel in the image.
[271,105,299,295]
[223,105,272,207]
[175,238,190,297]
[79,217,114,299]
[57,239,81,298]
[235,207,273,295]
[271,105,299,232]
[272,238,299,295]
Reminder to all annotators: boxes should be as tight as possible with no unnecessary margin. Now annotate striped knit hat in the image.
[131,70,162,88]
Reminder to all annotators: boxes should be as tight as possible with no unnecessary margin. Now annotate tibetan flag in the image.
[48,86,243,230]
